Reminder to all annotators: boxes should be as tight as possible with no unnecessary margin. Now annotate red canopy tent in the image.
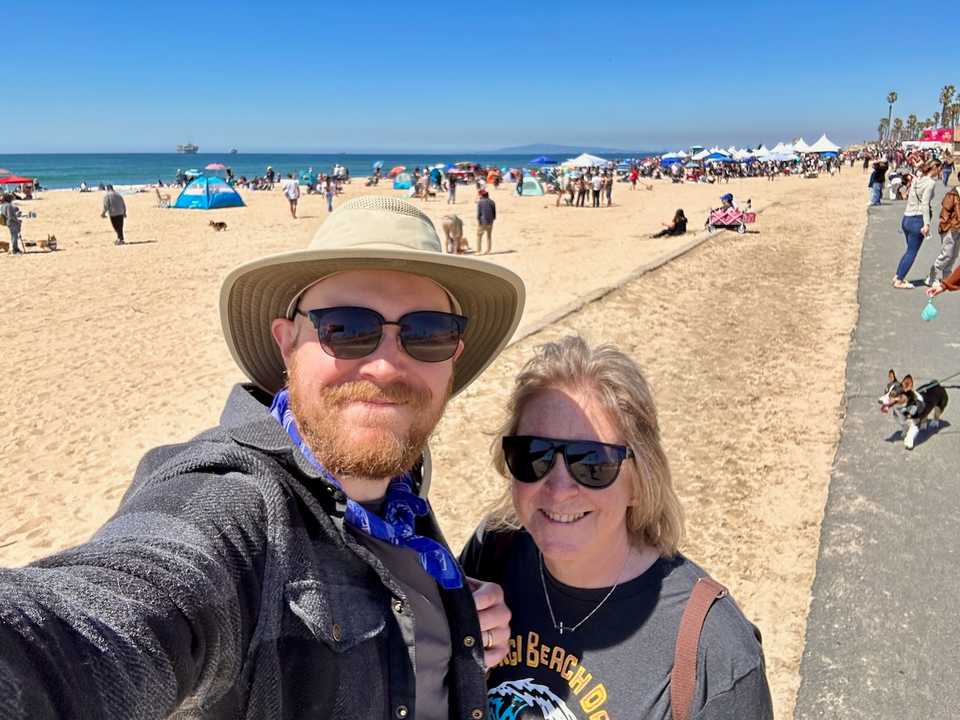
[0,176,34,185]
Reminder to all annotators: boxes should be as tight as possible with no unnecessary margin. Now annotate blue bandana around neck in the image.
[269,388,463,590]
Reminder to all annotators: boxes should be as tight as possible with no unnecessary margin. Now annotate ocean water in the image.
[0,153,650,190]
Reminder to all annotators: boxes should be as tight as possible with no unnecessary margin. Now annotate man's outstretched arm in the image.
[0,467,267,719]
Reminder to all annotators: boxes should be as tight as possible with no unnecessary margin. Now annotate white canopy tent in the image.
[563,152,609,167]
[793,138,811,153]
[807,134,840,153]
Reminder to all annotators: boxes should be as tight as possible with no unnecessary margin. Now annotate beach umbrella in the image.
[0,176,34,185]
[388,165,406,177]
[0,168,11,176]
[373,161,383,169]
[205,163,227,171]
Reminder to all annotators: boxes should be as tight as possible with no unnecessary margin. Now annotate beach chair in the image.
[155,188,171,208]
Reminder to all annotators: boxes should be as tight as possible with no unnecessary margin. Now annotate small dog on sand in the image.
[0,239,9,253]
[879,369,949,450]
[209,221,228,232]
[39,234,57,251]
[440,214,468,254]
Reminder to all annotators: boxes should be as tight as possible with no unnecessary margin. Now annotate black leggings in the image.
[110,215,124,241]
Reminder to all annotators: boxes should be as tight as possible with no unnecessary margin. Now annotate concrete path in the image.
[795,194,960,718]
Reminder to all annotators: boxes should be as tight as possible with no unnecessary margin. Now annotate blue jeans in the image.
[8,223,21,253]
[870,182,882,205]
[897,215,925,280]
[326,193,334,212]
[944,166,954,187]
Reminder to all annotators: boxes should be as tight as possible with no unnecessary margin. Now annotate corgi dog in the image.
[209,221,228,232]
[879,370,949,450]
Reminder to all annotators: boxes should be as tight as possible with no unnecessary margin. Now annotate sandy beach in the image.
[1,171,866,717]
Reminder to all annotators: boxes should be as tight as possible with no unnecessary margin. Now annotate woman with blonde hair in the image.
[460,336,772,719]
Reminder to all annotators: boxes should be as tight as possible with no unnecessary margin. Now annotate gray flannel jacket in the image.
[0,384,488,719]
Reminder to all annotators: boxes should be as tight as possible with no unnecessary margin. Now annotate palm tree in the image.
[878,118,890,143]
[907,114,918,139]
[933,111,941,128]
[893,117,904,142]
[951,102,960,129]
[886,91,898,139]
[940,85,955,124]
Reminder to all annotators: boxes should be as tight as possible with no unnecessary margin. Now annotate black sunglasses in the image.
[501,435,634,489]
[296,306,468,363]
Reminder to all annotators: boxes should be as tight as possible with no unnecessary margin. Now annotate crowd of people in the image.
[861,142,959,292]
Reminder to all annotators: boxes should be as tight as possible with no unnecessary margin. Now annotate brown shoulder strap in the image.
[670,577,727,720]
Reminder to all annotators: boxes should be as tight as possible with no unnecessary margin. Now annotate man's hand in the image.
[466,577,511,669]
[922,224,930,237]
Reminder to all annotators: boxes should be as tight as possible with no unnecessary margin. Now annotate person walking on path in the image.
[893,160,940,289]
[591,172,603,207]
[941,152,955,187]
[477,188,496,255]
[0,193,23,255]
[868,161,888,206]
[0,196,522,720]
[282,174,300,219]
[101,185,127,245]
[447,172,457,204]
[926,183,960,290]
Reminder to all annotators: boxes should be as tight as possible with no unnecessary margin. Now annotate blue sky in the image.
[8,0,953,152]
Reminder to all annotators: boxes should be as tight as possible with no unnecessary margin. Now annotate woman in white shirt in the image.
[894,160,941,289]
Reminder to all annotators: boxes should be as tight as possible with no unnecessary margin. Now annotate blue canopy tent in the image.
[704,152,735,163]
[173,175,245,210]
[660,157,683,166]
[529,156,558,165]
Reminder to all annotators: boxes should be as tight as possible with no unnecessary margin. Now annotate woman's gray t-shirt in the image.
[460,529,773,720]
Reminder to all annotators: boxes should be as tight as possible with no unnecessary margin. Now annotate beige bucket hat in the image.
[220,196,525,397]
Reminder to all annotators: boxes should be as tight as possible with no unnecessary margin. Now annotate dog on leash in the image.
[879,369,949,450]
[209,221,228,232]
[440,214,468,254]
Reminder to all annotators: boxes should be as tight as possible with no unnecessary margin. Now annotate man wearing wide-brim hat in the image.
[0,196,525,719]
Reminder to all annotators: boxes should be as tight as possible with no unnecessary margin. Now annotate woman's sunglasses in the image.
[501,435,634,489]
[296,306,468,363]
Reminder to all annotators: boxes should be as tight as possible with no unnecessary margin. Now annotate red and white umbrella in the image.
[388,165,406,177]
[205,162,227,171]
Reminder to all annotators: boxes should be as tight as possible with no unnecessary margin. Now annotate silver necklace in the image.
[538,550,628,635]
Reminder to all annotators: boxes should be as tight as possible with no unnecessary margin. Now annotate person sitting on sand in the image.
[651,209,688,238]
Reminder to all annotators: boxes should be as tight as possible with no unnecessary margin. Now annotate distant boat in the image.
[177,143,199,154]
[229,148,238,155]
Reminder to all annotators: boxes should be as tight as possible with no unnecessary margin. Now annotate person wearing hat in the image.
[0,196,525,720]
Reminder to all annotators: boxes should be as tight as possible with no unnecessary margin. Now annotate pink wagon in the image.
[706,207,756,234]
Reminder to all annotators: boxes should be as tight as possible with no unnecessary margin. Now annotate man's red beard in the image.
[287,355,451,479]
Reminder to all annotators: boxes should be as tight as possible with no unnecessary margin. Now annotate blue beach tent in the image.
[173,175,245,210]
[393,172,413,190]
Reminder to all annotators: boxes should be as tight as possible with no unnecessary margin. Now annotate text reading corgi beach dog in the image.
[879,370,949,450]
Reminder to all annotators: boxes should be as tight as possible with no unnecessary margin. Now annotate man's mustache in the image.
[319,380,432,407]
